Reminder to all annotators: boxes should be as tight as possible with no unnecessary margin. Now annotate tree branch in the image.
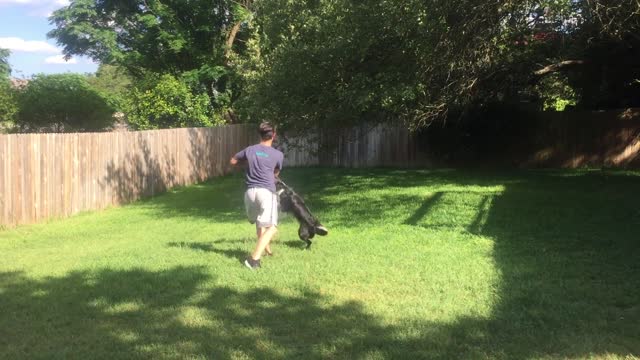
[534,60,586,76]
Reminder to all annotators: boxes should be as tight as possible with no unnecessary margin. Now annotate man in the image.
[230,122,284,269]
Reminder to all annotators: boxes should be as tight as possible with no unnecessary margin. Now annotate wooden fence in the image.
[0,123,420,227]
[414,108,640,168]
[2,111,638,227]
[0,125,256,227]
[279,124,424,168]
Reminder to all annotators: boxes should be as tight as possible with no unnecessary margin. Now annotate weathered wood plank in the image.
[0,135,5,225]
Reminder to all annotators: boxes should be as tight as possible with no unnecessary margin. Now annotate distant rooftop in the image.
[9,78,29,89]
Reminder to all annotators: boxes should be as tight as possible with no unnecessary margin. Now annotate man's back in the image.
[235,144,284,193]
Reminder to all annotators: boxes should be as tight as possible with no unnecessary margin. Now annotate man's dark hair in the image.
[259,122,275,140]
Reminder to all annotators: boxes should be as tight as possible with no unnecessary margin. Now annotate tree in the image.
[88,64,132,96]
[124,74,222,130]
[0,48,10,80]
[0,48,17,131]
[16,74,115,132]
[0,82,17,130]
[237,0,537,130]
[48,0,254,122]
[87,64,132,111]
[239,0,640,131]
[49,0,640,130]
[563,0,640,109]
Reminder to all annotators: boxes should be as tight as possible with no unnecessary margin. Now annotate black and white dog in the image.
[276,179,328,249]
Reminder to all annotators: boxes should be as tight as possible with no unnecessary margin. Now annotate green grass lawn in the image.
[1,168,639,359]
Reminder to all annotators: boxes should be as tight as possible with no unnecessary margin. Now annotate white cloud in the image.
[0,37,59,53]
[44,54,77,64]
[0,0,67,5]
[0,0,34,4]
[0,0,70,17]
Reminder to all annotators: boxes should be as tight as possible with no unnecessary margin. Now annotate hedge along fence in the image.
[0,125,256,227]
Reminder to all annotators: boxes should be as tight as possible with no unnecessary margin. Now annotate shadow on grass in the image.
[3,169,638,358]
[136,173,247,223]
[404,192,444,226]
[167,237,311,260]
[400,169,640,357]
[475,173,640,357]
[167,240,247,261]
[133,168,468,224]
[150,167,639,358]
[281,240,309,250]
[275,168,640,357]
[0,266,476,359]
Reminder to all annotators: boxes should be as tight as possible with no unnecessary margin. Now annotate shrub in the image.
[0,80,18,131]
[16,73,115,132]
[124,74,221,130]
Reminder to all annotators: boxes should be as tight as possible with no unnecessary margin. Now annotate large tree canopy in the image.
[48,0,640,130]
[239,0,640,130]
[49,0,230,74]
[48,0,253,114]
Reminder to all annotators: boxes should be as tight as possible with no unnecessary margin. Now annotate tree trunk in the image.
[225,21,243,61]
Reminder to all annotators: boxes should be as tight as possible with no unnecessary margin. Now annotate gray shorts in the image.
[244,187,279,228]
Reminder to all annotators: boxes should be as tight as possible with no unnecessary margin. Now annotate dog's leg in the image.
[291,196,328,237]
[298,225,313,249]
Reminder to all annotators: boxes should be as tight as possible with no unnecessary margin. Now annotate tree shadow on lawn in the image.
[8,169,632,358]
[129,167,639,227]
[0,266,510,359]
[396,170,640,358]
[135,167,492,224]
[274,168,640,357]
[136,173,247,223]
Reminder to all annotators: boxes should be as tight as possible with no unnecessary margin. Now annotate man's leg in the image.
[251,226,277,260]
[256,226,272,256]
[246,189,278,267]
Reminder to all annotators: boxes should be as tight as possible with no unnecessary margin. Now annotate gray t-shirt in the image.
[233,144,284,193]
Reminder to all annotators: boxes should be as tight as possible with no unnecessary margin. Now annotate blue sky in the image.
[0,0,98,78]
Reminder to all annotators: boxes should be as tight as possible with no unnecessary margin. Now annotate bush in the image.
[0,80,18,131]
[16,73,115,132]
[124,74,221,130]
[87,64,132,112]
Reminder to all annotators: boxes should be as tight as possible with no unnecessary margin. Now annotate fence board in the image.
[0,136,4,225]
[13,136,22,224]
